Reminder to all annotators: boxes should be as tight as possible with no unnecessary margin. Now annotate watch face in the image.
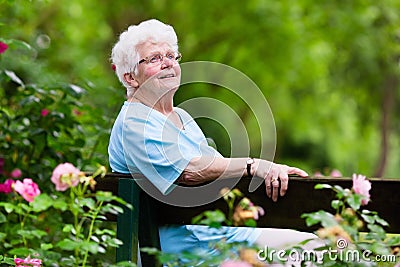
[247,158,254,164]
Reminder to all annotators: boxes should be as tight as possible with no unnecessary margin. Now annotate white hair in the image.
[111,19,179,98]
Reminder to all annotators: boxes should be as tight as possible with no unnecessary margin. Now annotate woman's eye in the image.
[149,55,161,63]
[166,53,175,60]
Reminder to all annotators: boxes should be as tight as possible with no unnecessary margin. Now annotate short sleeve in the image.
[121,106,216,194]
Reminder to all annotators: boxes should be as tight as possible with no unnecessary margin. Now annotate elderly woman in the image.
[108,19,317,261]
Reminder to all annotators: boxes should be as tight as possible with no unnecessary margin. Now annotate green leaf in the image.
[40,243,54,250]
[79,197,96,210]
[0,203,14,213]
[8,247,30,256]
[95,191,114,201]
[82,240,100,254]
[0,211,6,223]
[17,229,47,240]
[331,200,342,210]
[56,239,80,251]
[346,193,362,211]
[101,203,123,215]
[314,184,332,190]
[31,193,53,212]
[367,224,386,239]
[0,256,15,266]
[191,209,226,227]
[4,70,25,87]
[386,235,400,246]
[361,209,376,215]
[62,224,74,233]
[19,203,31,212]
[333,185,344,190]
[301,210,337,227]
[95,228,116,236]
[361,214,375,224]
[62,83,86,98]
[53,198,68,211]
[103,237,123,247]
[0,232,6,242]
[140,247,160,255]
[244,219,257,227]
[374,216,389,227]
[7,39,35,52]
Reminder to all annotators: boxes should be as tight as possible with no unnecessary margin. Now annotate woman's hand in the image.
[254,160,308,202]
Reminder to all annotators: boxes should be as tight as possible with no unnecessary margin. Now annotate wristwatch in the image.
[246,158,255,177]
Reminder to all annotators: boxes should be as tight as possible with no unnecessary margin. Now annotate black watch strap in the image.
[246,158,254,177]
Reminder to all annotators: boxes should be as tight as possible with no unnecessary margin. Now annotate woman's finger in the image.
[288,167,309,177]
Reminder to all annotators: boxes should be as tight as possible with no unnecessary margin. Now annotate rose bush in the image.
[13,179,41,203]
[144,174,400,267]
[294,174,400,266]
[50,163,81,191]
[0,163,135,267]
[1,36,132,266]
[0,37,109,194]
[14,256,42,267]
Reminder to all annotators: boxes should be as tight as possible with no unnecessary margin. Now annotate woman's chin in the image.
[159,79,180,91]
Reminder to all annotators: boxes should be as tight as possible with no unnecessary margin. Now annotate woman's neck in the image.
[129,91,174,115]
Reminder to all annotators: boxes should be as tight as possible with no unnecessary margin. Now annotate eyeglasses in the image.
[138,52,182,65]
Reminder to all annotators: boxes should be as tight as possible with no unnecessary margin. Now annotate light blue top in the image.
[108,102,261,254]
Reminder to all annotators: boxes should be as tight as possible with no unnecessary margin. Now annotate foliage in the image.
[0,37,135,266]
[0,32,112,183]
[0,39,108,192]
[143,188,266,267]
[192,188,264,228]
[0,164,134,267]
[296,175,400,266]
[1,0,400,177]
[145,175,400,266]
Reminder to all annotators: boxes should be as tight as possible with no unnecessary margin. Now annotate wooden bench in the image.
[95,173,400,266]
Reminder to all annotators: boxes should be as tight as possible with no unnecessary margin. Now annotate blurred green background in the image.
[1,0,399,178]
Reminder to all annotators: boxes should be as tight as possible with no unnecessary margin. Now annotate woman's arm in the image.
[180,157,308,202]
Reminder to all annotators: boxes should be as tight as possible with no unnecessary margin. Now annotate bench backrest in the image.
[95,174,400,266]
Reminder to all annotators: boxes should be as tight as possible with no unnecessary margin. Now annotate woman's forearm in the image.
[179,156,308,202]
[179,157,251,185]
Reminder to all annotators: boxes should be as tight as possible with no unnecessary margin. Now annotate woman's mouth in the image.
[159,74,175,79]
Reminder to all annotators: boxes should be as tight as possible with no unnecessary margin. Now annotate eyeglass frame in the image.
[137,52,182,65]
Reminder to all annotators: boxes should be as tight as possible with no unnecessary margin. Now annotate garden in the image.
[1,0,400,266]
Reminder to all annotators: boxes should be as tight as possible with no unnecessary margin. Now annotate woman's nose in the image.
[160,57,174,69]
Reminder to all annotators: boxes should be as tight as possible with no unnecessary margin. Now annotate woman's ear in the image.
[123,73,139,89]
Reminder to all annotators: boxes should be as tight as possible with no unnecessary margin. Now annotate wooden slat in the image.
[97,174,400,233]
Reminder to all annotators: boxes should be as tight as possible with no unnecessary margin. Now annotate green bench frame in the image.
[96,174,400,266]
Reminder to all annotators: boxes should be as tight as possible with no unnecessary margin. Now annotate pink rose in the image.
[220,260,252,267]
[0,179,15,194]
[15,256,42,267]
[40,109,50,117]
[313,171,324,178]
[51,163,81,191]
[0,42,8,54]
[352,174,371,205]
[330,169,342,177]
[13,178,41,202]
[11,168,22,178]
[252,206,265,220]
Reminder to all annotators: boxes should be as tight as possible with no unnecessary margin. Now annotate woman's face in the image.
[134,41,181,94]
